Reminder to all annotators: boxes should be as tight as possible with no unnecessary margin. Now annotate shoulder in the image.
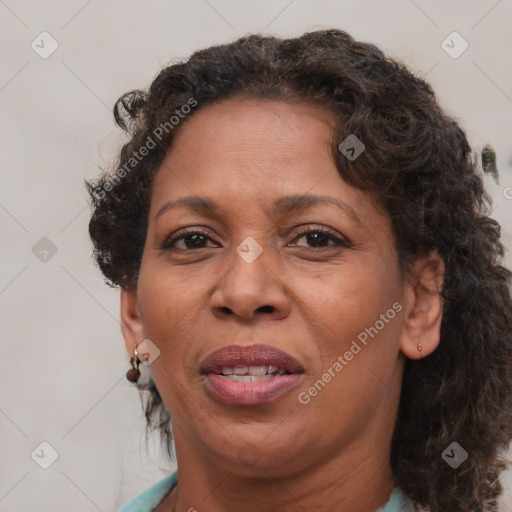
[118,471,178,512]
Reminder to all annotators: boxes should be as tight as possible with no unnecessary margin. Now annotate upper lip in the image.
[200,344,305,375]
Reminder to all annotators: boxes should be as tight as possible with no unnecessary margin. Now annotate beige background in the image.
[1,0,511,510]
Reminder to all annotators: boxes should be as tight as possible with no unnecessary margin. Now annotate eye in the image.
[162,228,219,250]
[289,226,350,249]
[161,225,350,251]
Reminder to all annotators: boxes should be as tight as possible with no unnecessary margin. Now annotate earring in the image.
[126,346,141,383]
[417,343,423,353]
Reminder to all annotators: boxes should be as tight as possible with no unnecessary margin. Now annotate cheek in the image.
[295,259,404,424]
[136,261,210,371]
[138,250,211,317]
[135,266,208,420]
[301,257,402,348]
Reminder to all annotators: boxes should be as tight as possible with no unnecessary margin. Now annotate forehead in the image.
[165,99,335,159]
[152,98,337,189]
[149,98,385,231]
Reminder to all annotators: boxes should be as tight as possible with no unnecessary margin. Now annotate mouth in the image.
[200,344,305,406]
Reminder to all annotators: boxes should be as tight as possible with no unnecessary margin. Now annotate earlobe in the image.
[399,251,445,360]
[120,287,145,355]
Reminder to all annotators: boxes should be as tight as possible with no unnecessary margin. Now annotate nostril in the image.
[216,305,274,317]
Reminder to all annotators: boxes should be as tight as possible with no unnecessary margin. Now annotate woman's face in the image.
[125,98,413,476]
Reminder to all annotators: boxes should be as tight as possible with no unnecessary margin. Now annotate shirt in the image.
[118,471,415,511]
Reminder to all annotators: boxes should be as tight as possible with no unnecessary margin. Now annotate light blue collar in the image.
[119,471,413,511]
[376,487,413,511]
[118,472,177,511]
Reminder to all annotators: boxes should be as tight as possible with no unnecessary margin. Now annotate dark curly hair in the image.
[87,29,512,511]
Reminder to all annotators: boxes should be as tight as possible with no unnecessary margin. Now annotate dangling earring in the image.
[417,343,423,353]
[126,346,142,383]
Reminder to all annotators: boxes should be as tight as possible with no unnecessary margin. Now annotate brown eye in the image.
[290,226,350,249]
[162,228,219,250]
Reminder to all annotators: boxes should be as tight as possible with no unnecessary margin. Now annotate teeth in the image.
[223,374,276,382]
[248,366,267,376]
[219,365,290,377]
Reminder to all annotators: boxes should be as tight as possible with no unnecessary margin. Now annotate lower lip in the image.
[204,373,303,406]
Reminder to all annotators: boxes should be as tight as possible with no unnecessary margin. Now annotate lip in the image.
[200,344,305,406]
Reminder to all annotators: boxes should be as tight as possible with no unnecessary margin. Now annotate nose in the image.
[210,246,291,321]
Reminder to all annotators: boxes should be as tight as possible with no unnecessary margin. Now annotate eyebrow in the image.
[155,194,361,225]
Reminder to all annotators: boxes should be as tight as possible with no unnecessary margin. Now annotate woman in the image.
[87,29,512,512]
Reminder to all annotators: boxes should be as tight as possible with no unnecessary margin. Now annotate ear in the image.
[399,251,445,360]
[120,287,145,356]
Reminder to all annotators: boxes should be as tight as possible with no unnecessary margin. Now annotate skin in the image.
[121,98,445,512]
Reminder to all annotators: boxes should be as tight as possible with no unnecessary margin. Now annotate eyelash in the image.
[162,225,351,251]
